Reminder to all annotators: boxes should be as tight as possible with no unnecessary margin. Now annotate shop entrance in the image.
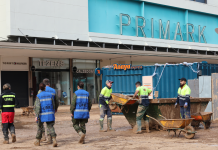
[32,71,70,105]
[1,71,28,107]
[73,73,95,101]
[72,59,101,103]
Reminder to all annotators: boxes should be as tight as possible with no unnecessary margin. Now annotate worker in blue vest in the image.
[70,81,92,144]
[34,83,57,147]
[35,78,59,143]
[175,78,191,119]
[98,80,115,132]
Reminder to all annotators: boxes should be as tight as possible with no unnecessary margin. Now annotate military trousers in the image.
[72,116,88,134]
[136,105,149,121]
[36,120,56,139]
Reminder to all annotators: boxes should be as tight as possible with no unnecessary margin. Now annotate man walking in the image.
[35,78,59,143]
[98,80,115,132]
[133,81,152,134]
[0,83,19,144]
[175,78,191,119]
[34,82,57,147]
[70,81,92,144]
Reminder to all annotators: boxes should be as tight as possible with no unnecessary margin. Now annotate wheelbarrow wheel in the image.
[184,126,195,139]
[109,104,117,110]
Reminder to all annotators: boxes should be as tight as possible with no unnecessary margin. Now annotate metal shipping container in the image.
[102,63,199,98]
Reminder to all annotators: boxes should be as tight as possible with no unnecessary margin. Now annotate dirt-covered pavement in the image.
[0,104,218,150]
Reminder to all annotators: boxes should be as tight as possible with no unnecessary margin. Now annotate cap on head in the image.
[179,78,187,82]
[106,80,113,84]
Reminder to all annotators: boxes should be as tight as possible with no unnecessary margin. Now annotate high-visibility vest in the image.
[37,91,55,122]
[177,84,191,105]
[45,86,56,100]
[74,89,89,119]
[99,86,112,105]
[1,90,16,112]
[136,86,152,107]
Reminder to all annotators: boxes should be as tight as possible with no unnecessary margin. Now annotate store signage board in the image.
[142,76,153,99]
[76,69,94,74]
[120,13,207,43]
[113,63,143,71]
[1,56,29,71]
[33,58,69,69]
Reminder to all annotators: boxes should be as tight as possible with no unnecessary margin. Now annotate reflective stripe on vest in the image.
[74,109,89,112]
[37,91,55,122]
[2,95,15,98]
[3,105,15,107]
[178,84,191,101]
[74,89,89,119]
[40,112,55,115]
[99,87,112,101]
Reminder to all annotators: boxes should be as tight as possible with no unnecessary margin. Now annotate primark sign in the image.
[119,13,207,43]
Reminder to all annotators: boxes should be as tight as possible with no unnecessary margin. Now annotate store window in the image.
[32,58,71,105]
[190,0,207,3]
[73,59,100,103]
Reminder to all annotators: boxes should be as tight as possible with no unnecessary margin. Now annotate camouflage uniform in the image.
[136,105,149,121]
[70,94,92,134]
[34,89,59,136]
[34,97,56,139]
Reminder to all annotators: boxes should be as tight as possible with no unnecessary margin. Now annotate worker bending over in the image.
[133,81,152,134]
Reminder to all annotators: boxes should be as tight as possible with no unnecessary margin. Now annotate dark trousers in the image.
[99,105,112,120]
[2,123,15,140]
[180,105,191,119]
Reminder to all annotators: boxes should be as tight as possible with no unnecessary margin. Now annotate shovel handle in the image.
[146,115,165,128]
[159,114,167,119]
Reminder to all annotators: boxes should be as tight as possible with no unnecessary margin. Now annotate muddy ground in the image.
[0,104,218,150]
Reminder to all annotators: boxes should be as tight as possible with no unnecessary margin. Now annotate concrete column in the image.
[28,57,33,106]
[70,59,73,104]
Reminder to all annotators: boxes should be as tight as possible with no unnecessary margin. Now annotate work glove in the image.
[133,95,136,99]
[184,102,188,108]
[174,103,177,108]
[105,101,109,105]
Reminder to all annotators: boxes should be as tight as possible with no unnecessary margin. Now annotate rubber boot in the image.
[133,120,142,134]
[41,132,46,142]
[34,139,40,146]
[107,118,115,131]
[78,131,85,144]
[145,120,150,133]
[52,137,57,147]
[47,135,52,144]
[99,120,107,132]
[11,133,16,143]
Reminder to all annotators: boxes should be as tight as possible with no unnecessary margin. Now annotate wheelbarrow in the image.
[191,112,213,129]
[146,115,196,139]
[109,93,137,113]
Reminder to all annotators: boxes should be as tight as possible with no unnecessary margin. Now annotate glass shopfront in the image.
[73,59,100,103]
[32,58,71,105]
